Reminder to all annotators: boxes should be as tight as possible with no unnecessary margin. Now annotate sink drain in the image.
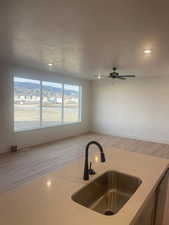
[104,210,114,216]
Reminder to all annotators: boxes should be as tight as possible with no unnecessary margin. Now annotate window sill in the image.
[14,121,82,133]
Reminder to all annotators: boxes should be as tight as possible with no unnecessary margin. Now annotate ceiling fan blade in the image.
[119,75,136,78]
[119,77,126,80]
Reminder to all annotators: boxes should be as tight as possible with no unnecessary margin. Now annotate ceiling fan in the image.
[96,67,136,80]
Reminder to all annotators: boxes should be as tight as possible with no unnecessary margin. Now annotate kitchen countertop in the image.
[0,148,168,225]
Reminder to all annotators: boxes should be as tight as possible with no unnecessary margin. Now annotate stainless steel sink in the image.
[72,171,142,216]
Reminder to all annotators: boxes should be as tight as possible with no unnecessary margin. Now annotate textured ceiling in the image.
[1,0,169,79]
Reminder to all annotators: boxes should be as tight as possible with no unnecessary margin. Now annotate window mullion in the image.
[62,84,64,123]
[40,81,43,127]
[79,86,82,121]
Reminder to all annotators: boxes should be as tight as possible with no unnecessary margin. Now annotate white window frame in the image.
[13,74,82,132]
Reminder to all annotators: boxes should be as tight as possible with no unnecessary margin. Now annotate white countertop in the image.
[0,148,168,225]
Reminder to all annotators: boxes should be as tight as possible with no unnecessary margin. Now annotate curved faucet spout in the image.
[83,141,106,180]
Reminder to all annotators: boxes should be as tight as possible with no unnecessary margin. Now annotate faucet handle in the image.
[88,162,96,175]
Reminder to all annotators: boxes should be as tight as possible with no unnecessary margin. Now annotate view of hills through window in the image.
[42,81,62,126]
[14,77,81,131]
[14,77,41,131]
[64,84,80,123]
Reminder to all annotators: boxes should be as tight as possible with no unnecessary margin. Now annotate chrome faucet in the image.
[83,141,106,180]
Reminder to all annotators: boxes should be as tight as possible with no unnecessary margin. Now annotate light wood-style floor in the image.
[0,132,169,224]
[1,132,169,193]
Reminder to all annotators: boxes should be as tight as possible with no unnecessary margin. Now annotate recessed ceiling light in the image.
[48,63,53,66]
[144,49,152,54]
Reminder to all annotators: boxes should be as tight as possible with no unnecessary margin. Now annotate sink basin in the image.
[72,171,142,216]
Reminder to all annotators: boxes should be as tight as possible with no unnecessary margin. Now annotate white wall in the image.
[0,64,91,153]
[91,77,169,144]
